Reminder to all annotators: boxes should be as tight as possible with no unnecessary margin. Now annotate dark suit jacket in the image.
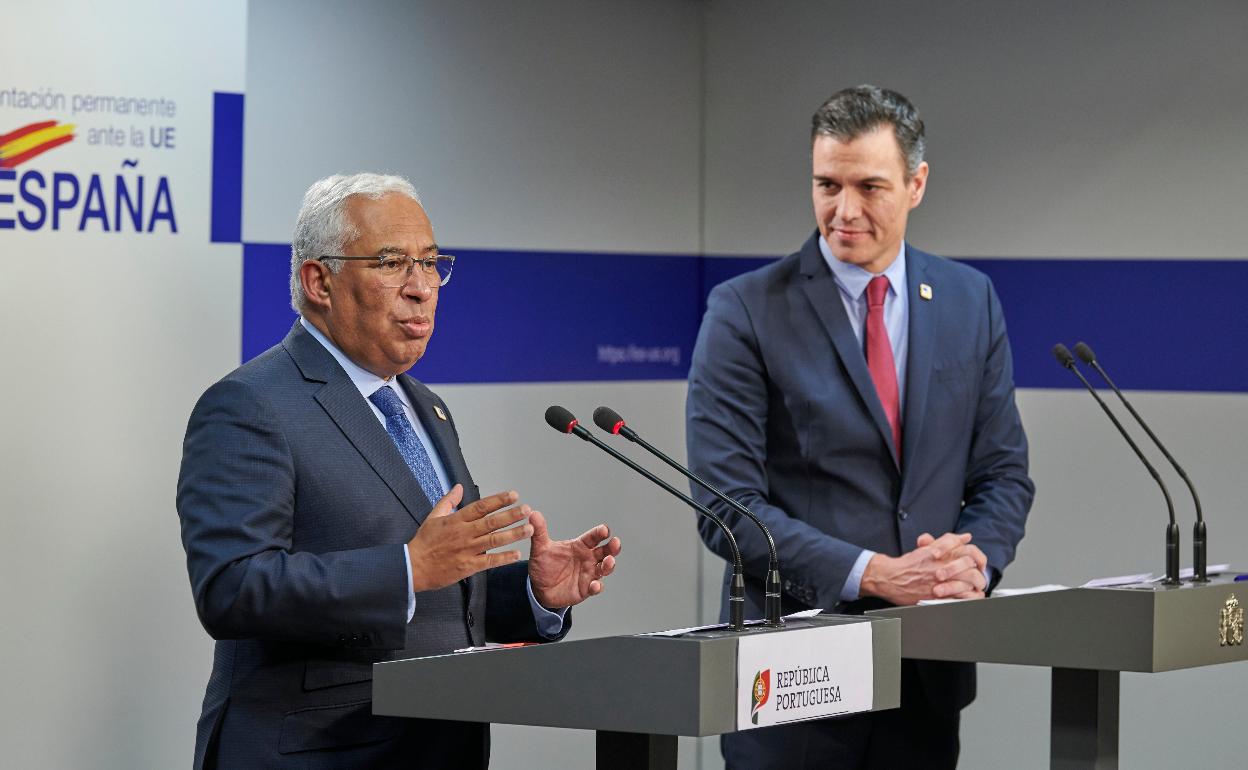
[686,234,1034,712]
[177,322,565,769]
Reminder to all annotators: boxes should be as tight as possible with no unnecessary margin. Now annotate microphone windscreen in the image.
[1073,341,1097,364]
[592,406,626,434]
[1052,343,1075,368]
[544,405,578,433]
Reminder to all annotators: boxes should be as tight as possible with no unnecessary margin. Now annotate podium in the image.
[373,614,900,769]
[869,574,1248,769]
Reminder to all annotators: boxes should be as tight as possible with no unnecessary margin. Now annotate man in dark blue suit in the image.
[687,86,1034,768]
[177,173,621,769]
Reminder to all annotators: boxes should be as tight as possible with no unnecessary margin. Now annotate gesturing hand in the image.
[528,511,622,610]
[406,486,534,593]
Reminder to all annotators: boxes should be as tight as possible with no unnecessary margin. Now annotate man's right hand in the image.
[406,485,534,592]
[859,532,986,605]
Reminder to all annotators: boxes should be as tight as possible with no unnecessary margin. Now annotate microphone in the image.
[1074,342,1208,583]
[543,405,747,631]
[593,405,784,627]
[1052,344,1180,584]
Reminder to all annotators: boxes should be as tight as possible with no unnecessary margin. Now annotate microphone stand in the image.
[1053,345,1181,585]
[545,406,748,631]
[1074,342,1208,583]
[593,406,784,627]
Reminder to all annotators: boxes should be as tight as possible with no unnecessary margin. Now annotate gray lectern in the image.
[373,614,900,769]
[869,575,1248,769]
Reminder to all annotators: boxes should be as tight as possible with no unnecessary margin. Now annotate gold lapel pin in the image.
[919,283,933,301]
[433,405,448,421]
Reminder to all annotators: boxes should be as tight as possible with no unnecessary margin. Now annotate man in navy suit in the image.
[177,173,621,769]
[687,86,1034,768]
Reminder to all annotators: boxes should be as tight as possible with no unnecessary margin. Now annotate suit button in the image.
[898,508,909,521]
[338,634,347,645]
[466,610,475,628]
[351,633,359,645]
[361,633,371,645]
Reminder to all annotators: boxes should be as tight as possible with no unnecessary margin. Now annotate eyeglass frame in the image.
[315,253,456,287]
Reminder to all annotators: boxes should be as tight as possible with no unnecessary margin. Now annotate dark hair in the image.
[811,85,925,176]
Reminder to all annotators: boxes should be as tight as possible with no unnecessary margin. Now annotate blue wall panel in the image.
[210,92,244,243]
[244,245,708,382]
[242,244,1247,391]
[966,258,1248,393]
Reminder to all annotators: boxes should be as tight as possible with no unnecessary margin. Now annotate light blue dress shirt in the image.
[299,317,566,635]
[814,242,990,600]
[817,239,908,601]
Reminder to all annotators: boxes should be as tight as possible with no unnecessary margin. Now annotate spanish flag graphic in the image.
[0,120,76,168]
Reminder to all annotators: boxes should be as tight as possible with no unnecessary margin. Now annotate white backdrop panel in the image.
[0,2,246,768]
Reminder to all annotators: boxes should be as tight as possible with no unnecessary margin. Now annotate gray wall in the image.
[703,0,1248,259]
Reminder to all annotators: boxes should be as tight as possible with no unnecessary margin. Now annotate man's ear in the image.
[908,161,929,210]
[300,260,332,310]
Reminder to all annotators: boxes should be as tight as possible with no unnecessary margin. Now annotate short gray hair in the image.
[289,173,421,312]
[811,85,926,178]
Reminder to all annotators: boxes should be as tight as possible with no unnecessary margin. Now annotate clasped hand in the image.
[406,485,621,609]
[860,531,988,606]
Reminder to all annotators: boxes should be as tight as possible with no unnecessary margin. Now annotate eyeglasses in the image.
[317,254,456,287]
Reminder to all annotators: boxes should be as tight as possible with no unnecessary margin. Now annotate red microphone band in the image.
[611,420,625,435]
[565,418,580,434]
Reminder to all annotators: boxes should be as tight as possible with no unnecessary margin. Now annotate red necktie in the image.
[865,276,901,463]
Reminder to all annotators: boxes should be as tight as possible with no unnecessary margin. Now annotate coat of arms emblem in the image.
[1219,593,1244,647]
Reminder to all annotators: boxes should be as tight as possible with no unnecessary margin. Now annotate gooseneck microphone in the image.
[1052,344,1181,584]
[543,405,747,631]
[1073,342,1208,583]
[592,405,784,627]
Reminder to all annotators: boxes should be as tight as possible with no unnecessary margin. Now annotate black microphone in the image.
[543,405,747,631]
[1052,344,1181,584]
[593,405,784,627]
[1074,342,1208,583]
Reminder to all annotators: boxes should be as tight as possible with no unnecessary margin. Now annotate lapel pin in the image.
[433,405,448,421]
[919,283,933,301]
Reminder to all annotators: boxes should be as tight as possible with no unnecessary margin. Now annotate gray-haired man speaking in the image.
[177,173,621,769]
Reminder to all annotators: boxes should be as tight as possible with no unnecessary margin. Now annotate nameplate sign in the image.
[736,622,874,730]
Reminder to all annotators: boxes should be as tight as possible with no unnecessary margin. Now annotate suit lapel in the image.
[284,323,432,524]
[797,236,900,466]
[901,246,935,485]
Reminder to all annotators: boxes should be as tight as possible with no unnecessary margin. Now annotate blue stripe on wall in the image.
[241,245,1247,392]
[242,243,296,362]
[964,258,1248,393]
[243,245,707,382]
[210,92,245,243]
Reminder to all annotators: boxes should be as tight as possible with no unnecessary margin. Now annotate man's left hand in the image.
[917,532,988,599]
[528,511,621,609]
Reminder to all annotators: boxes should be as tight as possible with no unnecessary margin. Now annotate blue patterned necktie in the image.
[369,385,445,509]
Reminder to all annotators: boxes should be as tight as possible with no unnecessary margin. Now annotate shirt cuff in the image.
[841,549,876,602]
[527,577,568,639]
[403,545,416,623]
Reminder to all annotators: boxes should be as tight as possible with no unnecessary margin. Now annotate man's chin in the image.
[831,249,869,267]
[830,244,892,270]
[398,346,428,372]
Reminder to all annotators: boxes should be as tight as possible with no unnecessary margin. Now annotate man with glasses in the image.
[177,173,621,769]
